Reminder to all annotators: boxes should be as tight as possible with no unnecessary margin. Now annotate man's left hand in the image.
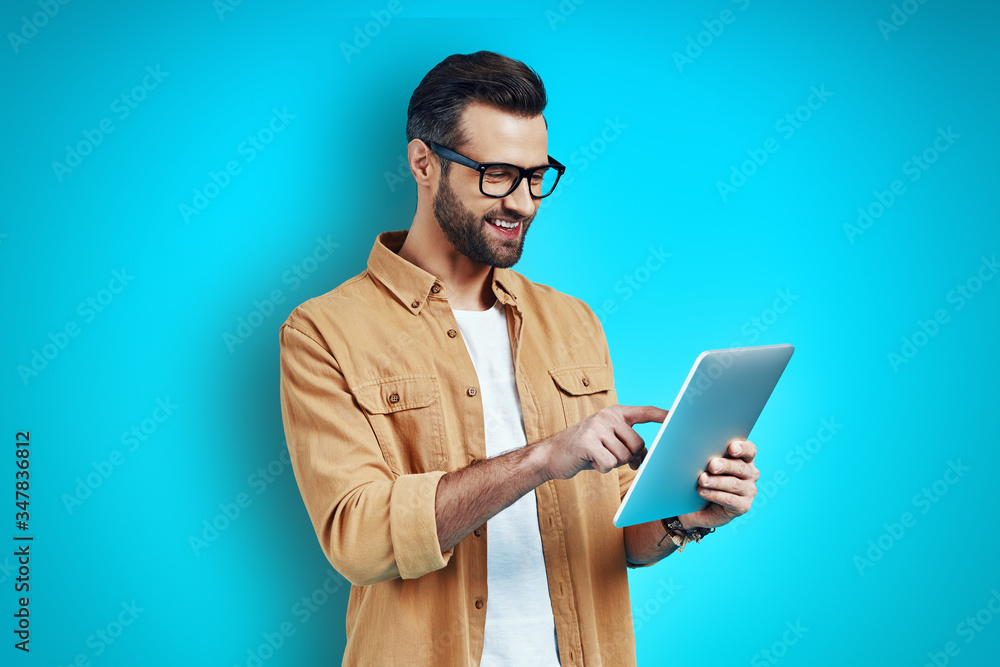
[678,439,759,530]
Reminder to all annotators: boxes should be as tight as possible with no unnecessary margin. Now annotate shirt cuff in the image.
[390,470,454,579]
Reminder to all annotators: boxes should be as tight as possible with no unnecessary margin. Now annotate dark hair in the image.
[406,51,547,172]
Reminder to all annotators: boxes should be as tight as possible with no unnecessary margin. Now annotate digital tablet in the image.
[613,343,794,528]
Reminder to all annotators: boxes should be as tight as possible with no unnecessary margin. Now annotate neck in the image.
[399,208,496,311]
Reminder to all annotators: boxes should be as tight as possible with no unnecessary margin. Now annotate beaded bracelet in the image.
[656,517,715,552]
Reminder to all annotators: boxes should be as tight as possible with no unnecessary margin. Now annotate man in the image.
[278,51,760,666]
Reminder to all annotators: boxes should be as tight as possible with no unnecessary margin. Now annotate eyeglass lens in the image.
[482,165,559,197]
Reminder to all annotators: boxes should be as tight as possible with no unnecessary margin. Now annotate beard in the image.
[432,171,534,269]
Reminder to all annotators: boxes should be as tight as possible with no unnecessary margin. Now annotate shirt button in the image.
[474,598,484,609]
[388,392,400,404]
[467,386,477,397]
[581,376,590,387]
[473,527,483,537]
[447,329,457,338]
[410,300,419,308]
[431,284,441,294]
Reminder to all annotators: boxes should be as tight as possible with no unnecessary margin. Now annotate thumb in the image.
[618,404,669,426]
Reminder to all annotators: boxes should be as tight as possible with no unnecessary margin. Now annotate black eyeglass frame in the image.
[425,140,566,199]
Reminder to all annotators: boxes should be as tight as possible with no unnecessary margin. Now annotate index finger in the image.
[617,405,669,427]
[727,439,756,462]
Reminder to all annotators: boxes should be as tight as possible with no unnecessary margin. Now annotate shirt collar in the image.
[366,230,521,315]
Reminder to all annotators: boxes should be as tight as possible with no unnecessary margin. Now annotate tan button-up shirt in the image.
[279,230,650,666]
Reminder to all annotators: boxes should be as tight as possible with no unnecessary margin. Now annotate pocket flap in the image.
[549,363,614,396]
[352,375,440,414]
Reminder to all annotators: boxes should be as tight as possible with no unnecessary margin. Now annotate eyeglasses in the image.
[425,141,566,199]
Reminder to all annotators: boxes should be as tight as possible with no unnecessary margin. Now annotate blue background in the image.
[3,0,998,665]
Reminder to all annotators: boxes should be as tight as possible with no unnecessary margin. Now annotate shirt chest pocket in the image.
[548,363,615,428]
[352,374,447,475]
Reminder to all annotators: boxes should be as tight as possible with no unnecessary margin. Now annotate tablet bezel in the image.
[612,343,794,528]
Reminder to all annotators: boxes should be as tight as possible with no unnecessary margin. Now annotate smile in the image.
[487,218,520,230]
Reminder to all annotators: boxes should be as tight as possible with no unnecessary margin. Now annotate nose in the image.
[502,176,537,218]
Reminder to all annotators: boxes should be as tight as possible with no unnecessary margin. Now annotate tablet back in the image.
[613,343,794,528]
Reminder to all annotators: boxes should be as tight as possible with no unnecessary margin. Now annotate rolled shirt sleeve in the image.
[278,322,454,586]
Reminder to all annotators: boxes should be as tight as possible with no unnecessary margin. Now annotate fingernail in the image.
[732,444,742,455]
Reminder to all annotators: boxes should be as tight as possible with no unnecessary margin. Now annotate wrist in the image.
[659,515,715,553]
[526,439,554,486]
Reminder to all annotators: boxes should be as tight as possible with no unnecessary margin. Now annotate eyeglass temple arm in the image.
[425,141,481,171]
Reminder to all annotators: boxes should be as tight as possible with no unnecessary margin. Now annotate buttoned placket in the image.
[499,290,584,666]
[421,276,583,664]
[424,280,488,467]
[495,286,584,666]
[424,278,492,627]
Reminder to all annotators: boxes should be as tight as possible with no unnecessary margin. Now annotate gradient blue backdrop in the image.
[3,0,998,665]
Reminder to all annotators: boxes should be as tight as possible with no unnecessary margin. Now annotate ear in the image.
[407,138,437,188]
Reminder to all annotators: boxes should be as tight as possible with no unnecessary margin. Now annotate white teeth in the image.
[490,219,518,229]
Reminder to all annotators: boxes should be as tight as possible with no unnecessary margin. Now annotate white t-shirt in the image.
[451,299,561,667]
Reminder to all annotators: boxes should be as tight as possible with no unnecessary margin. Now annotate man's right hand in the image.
[537,405,669,481]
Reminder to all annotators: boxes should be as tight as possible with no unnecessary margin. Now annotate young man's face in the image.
[432,102,549,269]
